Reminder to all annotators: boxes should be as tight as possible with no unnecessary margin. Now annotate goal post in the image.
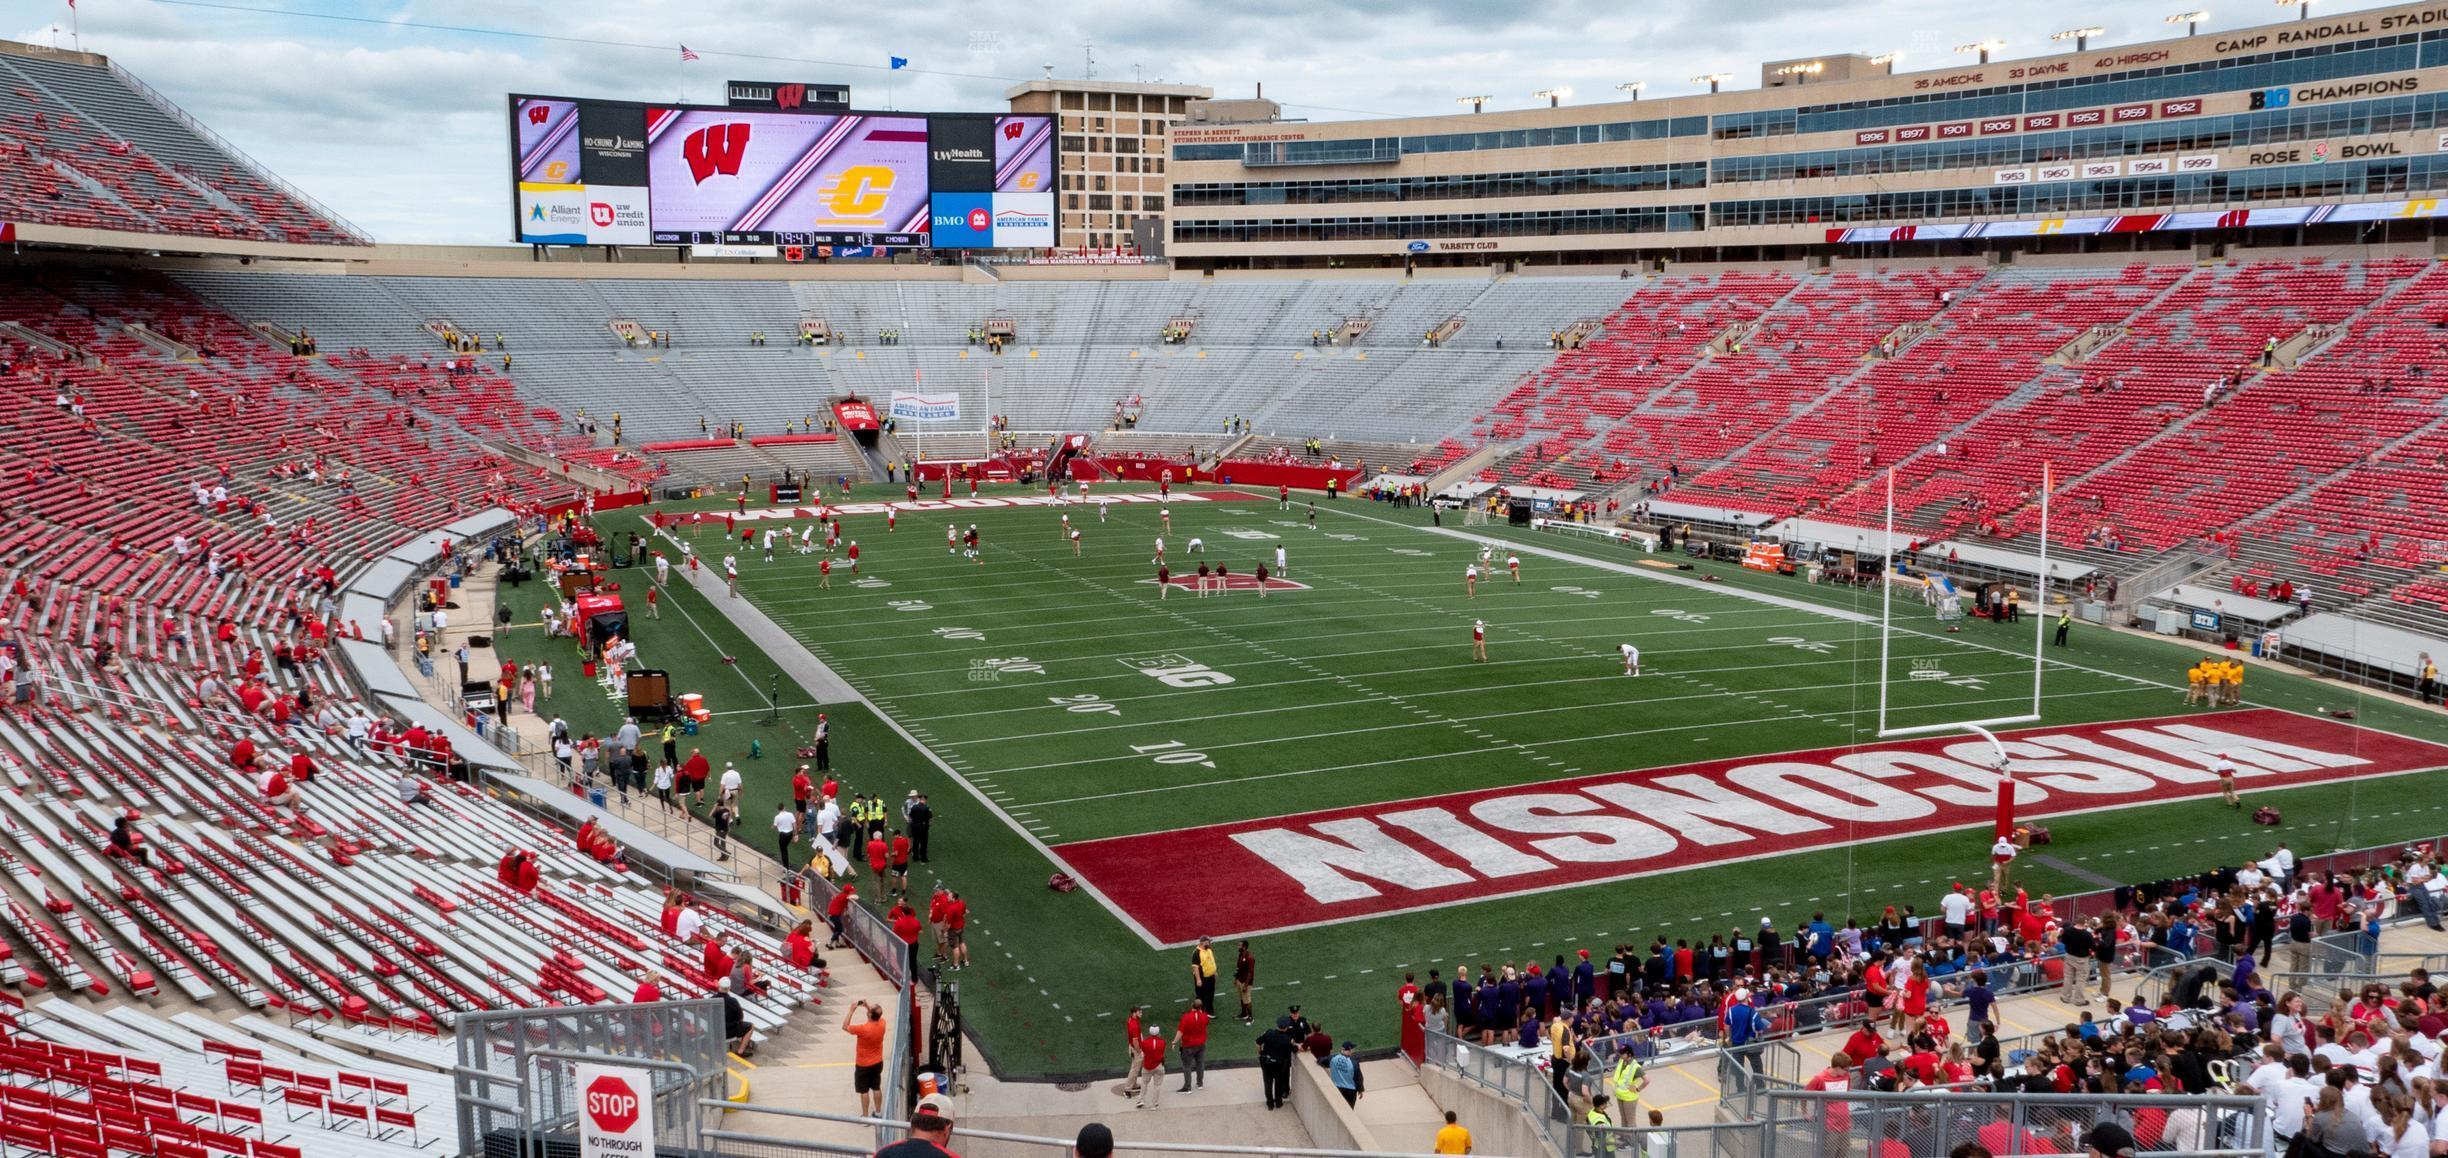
[1874,463,2056,838]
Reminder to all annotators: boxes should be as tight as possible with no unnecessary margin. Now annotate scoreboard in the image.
[510,94,1056,250]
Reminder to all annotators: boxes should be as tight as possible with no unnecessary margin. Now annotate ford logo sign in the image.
[1406,241,1430,253]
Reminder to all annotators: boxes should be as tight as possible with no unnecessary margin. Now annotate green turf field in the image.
[524,486,2448,1079]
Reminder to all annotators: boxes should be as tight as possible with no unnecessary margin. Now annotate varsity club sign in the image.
[1057,710,2448,946]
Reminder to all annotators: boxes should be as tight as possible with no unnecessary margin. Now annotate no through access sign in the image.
[576,1062,656,1158]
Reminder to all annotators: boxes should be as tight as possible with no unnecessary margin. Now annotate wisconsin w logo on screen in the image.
[818,165,895,225]
[682,123,751,184]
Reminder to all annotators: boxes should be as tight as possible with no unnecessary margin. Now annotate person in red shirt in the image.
[926,883,952,964]
[702,935,734,985]
[866,833,888,888]
[888,901,921,975]
[1133,1026,1169,1109]
[783,919,821,972]
[942,891,969,971]
[236,683,268,715]
[845,541,860,574]
[821,775,839,803]
[790,766,814,825]
[229,737,259,771]
[258,766,301,808]
[888,829,912,898]
[825,882,857,949]
[513,851,540,893]
[289,751,316,783]
[681,749,712,806]
[632,971,663,1003]
[1805,1053,1852,1141]
[1173,1000,1212,1092]
[818,556,831,588]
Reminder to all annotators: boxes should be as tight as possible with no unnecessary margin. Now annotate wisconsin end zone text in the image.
[1056,710,2448,945]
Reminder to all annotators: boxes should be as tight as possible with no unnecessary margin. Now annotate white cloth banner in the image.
[890,392,961,421]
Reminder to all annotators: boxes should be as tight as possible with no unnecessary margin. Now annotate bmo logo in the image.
[968,207,990,232]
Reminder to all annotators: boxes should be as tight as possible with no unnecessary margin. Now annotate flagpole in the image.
[68,1,79,52]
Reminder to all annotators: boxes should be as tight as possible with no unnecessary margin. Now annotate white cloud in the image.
[3,0,2401,243]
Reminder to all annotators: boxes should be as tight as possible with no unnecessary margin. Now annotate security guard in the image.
[1608,1051,1646,1122]
[1585,1094,1616,1153]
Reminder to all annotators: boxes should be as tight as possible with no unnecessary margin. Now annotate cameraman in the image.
[844,1000,890,1119]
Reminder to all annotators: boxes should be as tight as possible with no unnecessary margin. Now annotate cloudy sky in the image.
[2,0,2382,244]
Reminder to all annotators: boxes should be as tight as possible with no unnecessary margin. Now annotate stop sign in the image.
[584,1074,640,1136]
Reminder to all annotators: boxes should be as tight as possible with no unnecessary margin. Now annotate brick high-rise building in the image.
[1004,78,1213,252]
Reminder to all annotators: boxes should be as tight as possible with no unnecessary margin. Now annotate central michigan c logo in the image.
[818,164,895,220]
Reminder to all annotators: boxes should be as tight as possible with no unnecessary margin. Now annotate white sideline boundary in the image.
[651,526,1172,951]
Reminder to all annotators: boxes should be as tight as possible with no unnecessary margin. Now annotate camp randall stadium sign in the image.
[1057,709,2448,947]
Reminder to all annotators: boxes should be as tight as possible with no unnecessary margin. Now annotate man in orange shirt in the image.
[842,1001,888,1118]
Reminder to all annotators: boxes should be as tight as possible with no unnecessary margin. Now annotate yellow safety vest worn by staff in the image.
[1612,1055,1643,1104]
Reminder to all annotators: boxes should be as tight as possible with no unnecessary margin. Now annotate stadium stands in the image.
[158,255,2448,642]
[0,45,362,245]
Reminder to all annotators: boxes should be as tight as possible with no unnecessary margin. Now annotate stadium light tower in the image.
[2166,9,2209,35]
[1774,61,1825,84]
[2274,0,2312,18]
[1867,52,1901,74]
[1691,72,1731,93]
[1533,86,1572,107]
[2053,25,2105,51]
[1455,94,1492,113]
[1955,39,2004,64]
[1616,81,1647,100]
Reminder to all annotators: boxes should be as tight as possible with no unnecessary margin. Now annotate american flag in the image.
[679,44,699,62]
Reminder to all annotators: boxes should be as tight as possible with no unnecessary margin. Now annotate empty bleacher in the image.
[0,44,361,245]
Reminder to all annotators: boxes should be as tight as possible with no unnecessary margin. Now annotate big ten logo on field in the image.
[1119,653,1234,688]
[1221,528,1279,540]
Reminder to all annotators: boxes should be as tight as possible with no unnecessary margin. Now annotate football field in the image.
[591,487,2448,1078]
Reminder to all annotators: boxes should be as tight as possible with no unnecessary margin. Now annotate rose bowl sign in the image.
[1055,709,2448,946]
[576,1063,655,1158]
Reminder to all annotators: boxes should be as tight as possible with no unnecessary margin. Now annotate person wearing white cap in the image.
[875,1093,958,1158]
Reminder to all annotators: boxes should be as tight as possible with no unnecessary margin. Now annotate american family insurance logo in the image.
[1056,710,2448,946]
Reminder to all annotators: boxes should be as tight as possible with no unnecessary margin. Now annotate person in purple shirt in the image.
[1524,969,1549,1020]
[1964,969,1996,1042]
[1574,953,1597,1006]
[1451,974,1476,1034]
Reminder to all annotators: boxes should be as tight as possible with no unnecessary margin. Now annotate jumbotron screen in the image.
[509,94,1056,250]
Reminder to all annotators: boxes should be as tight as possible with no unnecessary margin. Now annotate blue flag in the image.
[889,56,909,70]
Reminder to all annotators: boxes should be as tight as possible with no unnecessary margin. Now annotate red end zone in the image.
[1054,709,2448,946]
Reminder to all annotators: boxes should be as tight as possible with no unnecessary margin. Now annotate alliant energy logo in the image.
[1055,710,2448,946]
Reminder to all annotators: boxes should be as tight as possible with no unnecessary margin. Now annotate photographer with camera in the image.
[844,1000,890,1119]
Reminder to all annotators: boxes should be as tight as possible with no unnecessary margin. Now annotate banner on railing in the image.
[889,392,960,422]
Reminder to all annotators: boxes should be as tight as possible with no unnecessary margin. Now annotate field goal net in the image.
[1462,508,1491,527]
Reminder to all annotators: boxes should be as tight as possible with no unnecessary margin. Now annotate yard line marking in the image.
[1012,684,2143,812]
